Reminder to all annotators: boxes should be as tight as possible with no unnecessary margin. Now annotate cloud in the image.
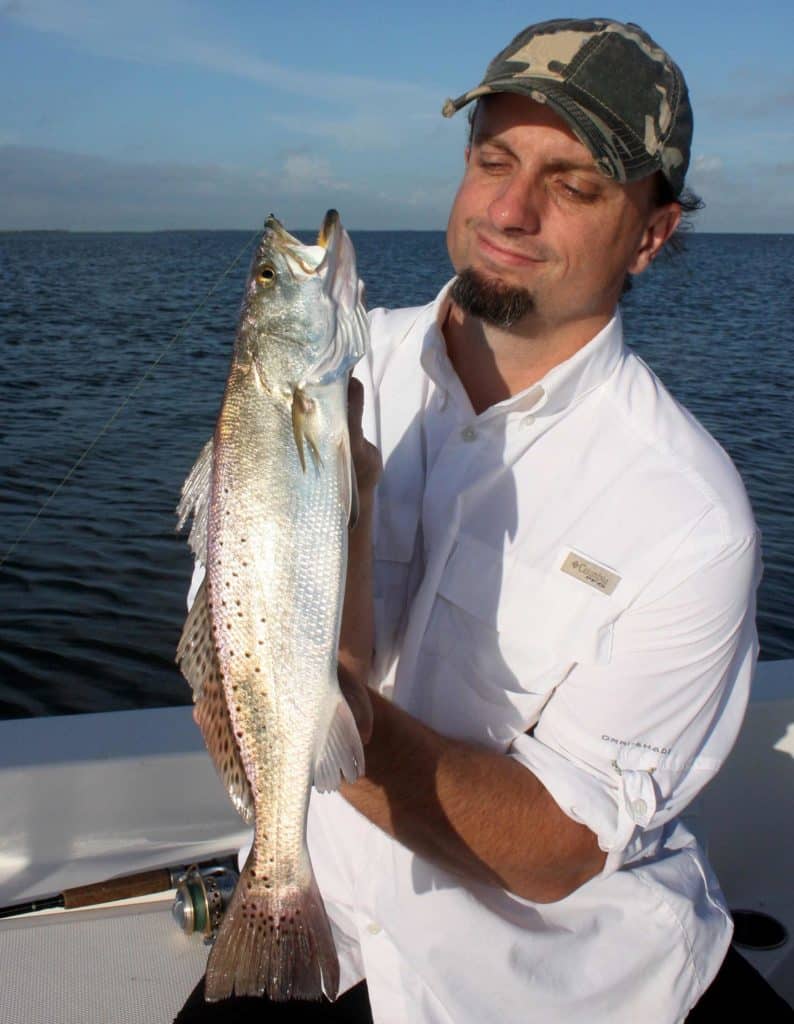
[691,155,723,175]
[698,79,794,121]
[2,0,440,112]
[279,151,355,195]
[0,144,451,230]
[267,112,405,153]
[685,151,794,233]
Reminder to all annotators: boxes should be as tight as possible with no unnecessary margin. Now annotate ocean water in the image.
[0,230,792,718]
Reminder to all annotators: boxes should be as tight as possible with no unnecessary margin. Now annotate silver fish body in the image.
[176,211,368,1002]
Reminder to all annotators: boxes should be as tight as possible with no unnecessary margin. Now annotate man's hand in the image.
[338,375,380,745]
[347,376,381,500]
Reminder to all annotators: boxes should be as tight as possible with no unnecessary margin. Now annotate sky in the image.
[1,0,792,232]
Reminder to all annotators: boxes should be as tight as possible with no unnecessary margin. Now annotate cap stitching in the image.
[566,85,650,164]
[520,79,655,174]
[658,67,681,147]
[570,78,644,151]
[570,32,679,156]
[561,31,610,78]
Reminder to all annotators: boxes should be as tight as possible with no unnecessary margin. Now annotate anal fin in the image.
[176,581,254,824]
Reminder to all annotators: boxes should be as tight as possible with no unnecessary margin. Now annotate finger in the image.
[347,376,364,437]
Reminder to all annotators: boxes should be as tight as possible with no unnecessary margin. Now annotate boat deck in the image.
[0,662,791,1022]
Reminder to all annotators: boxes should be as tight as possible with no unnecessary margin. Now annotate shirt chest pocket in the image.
[430,534,615,705]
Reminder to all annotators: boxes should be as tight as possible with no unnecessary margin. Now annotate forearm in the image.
[341,691,606,903]
[338,378,604,902]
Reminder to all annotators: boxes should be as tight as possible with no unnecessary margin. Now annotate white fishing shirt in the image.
[303,282,761,1023]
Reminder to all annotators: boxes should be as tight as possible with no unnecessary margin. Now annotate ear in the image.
[628,202,682,275]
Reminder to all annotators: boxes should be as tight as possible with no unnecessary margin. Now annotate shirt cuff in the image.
[508,732,660,876]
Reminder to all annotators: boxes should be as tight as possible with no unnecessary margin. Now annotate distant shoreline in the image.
[2,228,792,237]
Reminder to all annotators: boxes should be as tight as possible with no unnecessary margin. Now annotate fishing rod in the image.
[0,854,238,939]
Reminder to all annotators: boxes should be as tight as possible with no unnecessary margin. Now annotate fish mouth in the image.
[263,213,305,253]
[261,211,342,276]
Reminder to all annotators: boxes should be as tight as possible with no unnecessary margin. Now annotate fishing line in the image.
[0,229,260,571]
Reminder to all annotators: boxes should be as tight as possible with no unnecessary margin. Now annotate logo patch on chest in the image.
[560,551,621,596]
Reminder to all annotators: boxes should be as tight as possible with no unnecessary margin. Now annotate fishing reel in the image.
[171,859,239,943]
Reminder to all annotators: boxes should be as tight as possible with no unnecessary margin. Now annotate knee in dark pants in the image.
[686,947,793,1020]
[173,976,374,1023]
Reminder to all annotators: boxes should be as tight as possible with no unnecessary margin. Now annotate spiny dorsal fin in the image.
[176,437,214,560]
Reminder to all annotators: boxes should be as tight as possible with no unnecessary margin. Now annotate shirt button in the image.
[520,414,535,427]
[366,922,382,935]
[461,426,477,442]
[631,798,648,819]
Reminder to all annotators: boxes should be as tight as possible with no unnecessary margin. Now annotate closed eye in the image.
[557,179,599,202]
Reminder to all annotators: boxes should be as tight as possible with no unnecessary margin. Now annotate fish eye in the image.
[258,265,276,285]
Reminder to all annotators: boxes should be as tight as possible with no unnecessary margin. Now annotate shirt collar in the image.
[420,279,626,420]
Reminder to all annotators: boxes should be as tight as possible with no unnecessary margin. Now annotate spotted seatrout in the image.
[176,211,368,1001]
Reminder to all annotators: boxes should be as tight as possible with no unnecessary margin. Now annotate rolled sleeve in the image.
[508,528,761,874]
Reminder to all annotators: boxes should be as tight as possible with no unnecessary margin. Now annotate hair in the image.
[651,174,704,255]
[464,100,703,295]
[619,175,703,295]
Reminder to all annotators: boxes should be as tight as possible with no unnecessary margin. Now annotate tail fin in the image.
[204,854,340,1003]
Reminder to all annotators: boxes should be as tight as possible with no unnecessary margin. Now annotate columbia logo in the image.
[561,552,621,596]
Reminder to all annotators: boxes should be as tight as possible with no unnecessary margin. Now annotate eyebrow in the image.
[473,135,602,176]
[545,158,604,177]
[472,133,513,154]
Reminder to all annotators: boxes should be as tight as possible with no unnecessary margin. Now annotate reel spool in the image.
[172,861,238,942]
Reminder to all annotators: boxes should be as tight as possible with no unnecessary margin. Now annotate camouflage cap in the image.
[442,18,692,196]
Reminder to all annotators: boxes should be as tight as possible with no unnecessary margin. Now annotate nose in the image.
[487,172,541,234]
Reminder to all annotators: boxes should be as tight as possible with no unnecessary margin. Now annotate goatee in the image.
[450,268,534,328]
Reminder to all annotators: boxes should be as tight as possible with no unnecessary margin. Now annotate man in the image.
[177,18,777,1023]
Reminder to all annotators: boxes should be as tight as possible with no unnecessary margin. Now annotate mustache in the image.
[470,221,555,263]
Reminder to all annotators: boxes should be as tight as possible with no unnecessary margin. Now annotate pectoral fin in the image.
[337,429,358,529]
[292,388,323,473]
[313,688,365,793]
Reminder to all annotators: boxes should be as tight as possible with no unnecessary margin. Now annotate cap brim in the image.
[443,77,662,186]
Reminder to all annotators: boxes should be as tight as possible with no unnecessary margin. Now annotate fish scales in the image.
[176,211,368,1002]
[210,382,347,866]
